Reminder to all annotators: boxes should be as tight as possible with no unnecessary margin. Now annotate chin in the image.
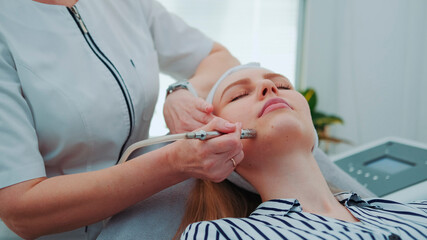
[253,112,313,152]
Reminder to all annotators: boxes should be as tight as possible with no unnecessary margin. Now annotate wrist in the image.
[130,144,189,191]
[163,141,191,180]
[166,81,198,98]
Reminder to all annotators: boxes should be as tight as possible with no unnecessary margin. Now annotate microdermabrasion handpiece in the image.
[240,129,257,139]
[186,129,257,140]
[118,129,256,164]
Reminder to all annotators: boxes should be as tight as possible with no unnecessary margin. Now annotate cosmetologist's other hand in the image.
[170,117,244,183]
[163,89,214,134]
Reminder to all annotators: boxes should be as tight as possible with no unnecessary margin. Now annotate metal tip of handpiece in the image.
[241,129,256,139]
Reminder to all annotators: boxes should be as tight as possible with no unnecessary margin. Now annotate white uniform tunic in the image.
[0,0,212,238]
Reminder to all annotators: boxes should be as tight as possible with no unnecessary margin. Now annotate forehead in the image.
[218,68,268,89]
[216,68,288,92]
[225,68,271,81]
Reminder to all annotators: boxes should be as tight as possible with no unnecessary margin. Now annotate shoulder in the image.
[363,197,427,222]
[406,200,427,216]
[338,193,427,220]
[365,197,427,211]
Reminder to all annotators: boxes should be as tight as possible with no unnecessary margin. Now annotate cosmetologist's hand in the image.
[170,117,244,183]
[163,89,214,134]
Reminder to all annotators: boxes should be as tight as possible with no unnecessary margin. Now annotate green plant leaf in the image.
[300,88,317,111]
[299,87,348,146]
[313,115,344,126]
[318,135,352,144]
[311,112,343,130]
[314,116,343,126]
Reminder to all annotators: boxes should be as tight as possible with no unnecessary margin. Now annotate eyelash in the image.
[230,91,249,102]
[229,83,291,102]
[276,83,291,90]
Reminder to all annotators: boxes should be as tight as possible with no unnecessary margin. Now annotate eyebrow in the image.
[263,73,288,81]
[264,73,293,89]
[219,78,251,103]
[218,73,289,103]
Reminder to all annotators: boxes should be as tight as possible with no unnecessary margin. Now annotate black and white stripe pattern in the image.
[181,193,427,240]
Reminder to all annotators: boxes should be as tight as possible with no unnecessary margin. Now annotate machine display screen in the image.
[366,156,413,174]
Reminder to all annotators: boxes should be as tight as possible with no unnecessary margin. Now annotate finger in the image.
[205,104,213,114]
[234,122,242,140]
[191,110,214,125]
[205,117,236,133]
[204,133,242,154]
[176,107,209,132]
[232,150,245,166]
[179,118,206,132]
[227,156,239,170]
[203,121,242,154]
[215,122,242,154]
[195,98,213,114]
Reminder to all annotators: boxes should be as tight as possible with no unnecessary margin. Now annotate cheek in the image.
[297,96,313,125]
[294,93,311,114]
[216,101,256,126]
[288,92,312,124]
[220,110,243,123]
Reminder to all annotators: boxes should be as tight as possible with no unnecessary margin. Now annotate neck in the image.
[33,0,78,7]
[240,149,359,222]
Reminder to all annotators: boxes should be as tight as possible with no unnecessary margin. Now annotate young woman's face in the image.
[212,68,315,167]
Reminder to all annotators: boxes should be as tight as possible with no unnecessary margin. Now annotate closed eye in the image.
[276,83,292,90]
[230,91,249,102]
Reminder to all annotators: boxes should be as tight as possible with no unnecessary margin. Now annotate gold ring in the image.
[230,157,236,168]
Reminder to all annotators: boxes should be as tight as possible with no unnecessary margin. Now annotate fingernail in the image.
[225,122,235,128]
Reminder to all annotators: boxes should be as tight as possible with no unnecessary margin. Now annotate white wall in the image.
[300,0,427,154]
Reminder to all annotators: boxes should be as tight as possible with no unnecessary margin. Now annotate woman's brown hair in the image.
[173,179,262,239]
[174,177,341,239]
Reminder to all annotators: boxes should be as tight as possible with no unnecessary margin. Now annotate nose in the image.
[257,80,279,100]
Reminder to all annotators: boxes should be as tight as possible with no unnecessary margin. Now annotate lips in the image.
[258,98,292,118]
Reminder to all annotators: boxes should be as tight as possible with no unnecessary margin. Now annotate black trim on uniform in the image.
[67,7,135,163]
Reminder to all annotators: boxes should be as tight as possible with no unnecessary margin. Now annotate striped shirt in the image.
[181,193,427,240]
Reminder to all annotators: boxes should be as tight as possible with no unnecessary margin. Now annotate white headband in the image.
[207,63,319,193]
[206,62,264,104]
